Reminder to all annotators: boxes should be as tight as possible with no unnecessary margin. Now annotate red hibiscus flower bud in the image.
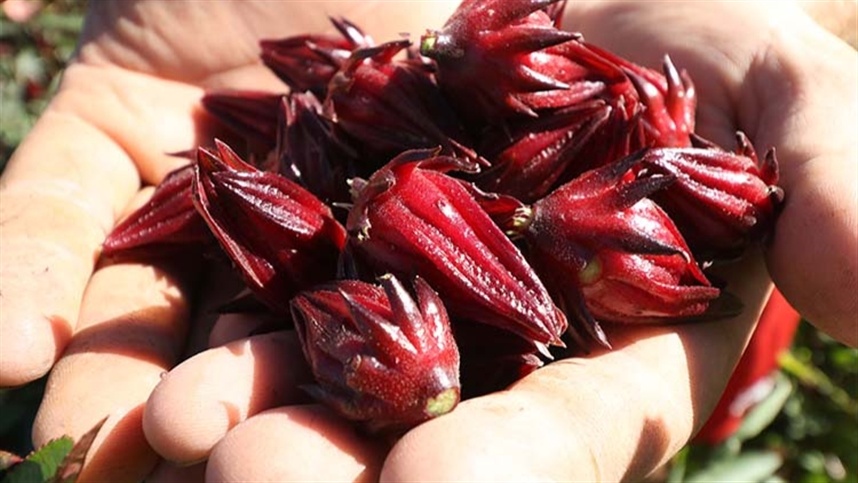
[345,149,567,354]
[193,140,346,313]
[624,55,696,148]
[577,43,697,148]
[325,39,482,169]
[475,100,610,203]
[420,0,591,126]
[290,275,460,433]
[260,17,372,97]
[103,164,212,257]
[522,152,721,348]
[640,132,784,257]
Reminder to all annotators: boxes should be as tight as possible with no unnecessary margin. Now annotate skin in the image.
[0,1,854,481]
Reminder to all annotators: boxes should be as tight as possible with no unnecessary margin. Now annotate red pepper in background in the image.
[694,288,801,444]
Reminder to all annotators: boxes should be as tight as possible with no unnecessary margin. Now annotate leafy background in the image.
[1,1,856,482]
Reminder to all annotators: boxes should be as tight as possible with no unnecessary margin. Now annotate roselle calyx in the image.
[345,149,567,354]
[475,100,609,203]
[290,275,460,433]
[325,39,482,169]
[571,43,696,148]
[193,140,346,313]
[420,0,590,126]
[639,132,783,257]
[260,16,372,97]
[103,164,212,257]
[519,152,721,348]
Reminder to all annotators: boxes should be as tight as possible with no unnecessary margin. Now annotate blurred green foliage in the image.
[664,322,858,483]
[0,2,855,482]
[1,0,84,170]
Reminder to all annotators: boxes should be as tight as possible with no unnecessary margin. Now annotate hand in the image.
[0,1,459,480]
[1,1,854,482]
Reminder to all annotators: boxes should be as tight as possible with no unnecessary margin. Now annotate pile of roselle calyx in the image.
[102,0,784,435]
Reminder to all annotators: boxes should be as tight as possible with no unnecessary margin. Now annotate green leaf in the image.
[0,417,105,483]
[1,437,73,483]
[685,450,783,483]
[51,417,106,483]
[733,372,793,442]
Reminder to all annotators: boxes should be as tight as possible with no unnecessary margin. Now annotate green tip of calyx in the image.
[425,388,459,418]
[578,257,602,285]
[513,205,534,230]
[420,32,438,56]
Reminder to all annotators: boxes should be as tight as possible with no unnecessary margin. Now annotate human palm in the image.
[0,1,854,482]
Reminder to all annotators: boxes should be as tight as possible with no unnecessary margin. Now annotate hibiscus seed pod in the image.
[260,16,372,97]
[290,274,460,434]
[325,39,482,171]
[420,0,589,126]
[521,151,721,348]
[192,140,347,313]
[346,148,567,355]
[638,132,783,258]
[103,164,212,257]
[474,99,610,203]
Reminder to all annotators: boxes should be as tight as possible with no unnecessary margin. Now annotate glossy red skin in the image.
[260,17,372,97]
[421,0,591,126]
[475,100,610,203]
[102,164,212,257]
[346,149,567,351]
[290,276,461,433]
[325,40,480,170]
[640,134,783,257]
[193,141,346,313]
[525,153,719,348]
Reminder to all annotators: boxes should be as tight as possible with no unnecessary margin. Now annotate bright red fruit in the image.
[420,0,589,125]
[290,275,460,433]
[640,132,783,257]
[325,39,481,169]
[522,153,721,347]
[346,149,567,354]
[102,164,211,257]
[260,16,372,97]
[193,140,346,313]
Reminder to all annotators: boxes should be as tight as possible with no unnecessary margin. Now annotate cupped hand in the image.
[1,1,854,482]
[1,1,458,481]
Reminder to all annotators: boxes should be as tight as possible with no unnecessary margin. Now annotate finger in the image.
[0,60,212,387]
[383,255,773,482]
[206,405,385,483]
[743,17,858,345]
[0,110,138,386]
[142,331,312,464]
[208,311,281,348]
[32,253,199,482]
